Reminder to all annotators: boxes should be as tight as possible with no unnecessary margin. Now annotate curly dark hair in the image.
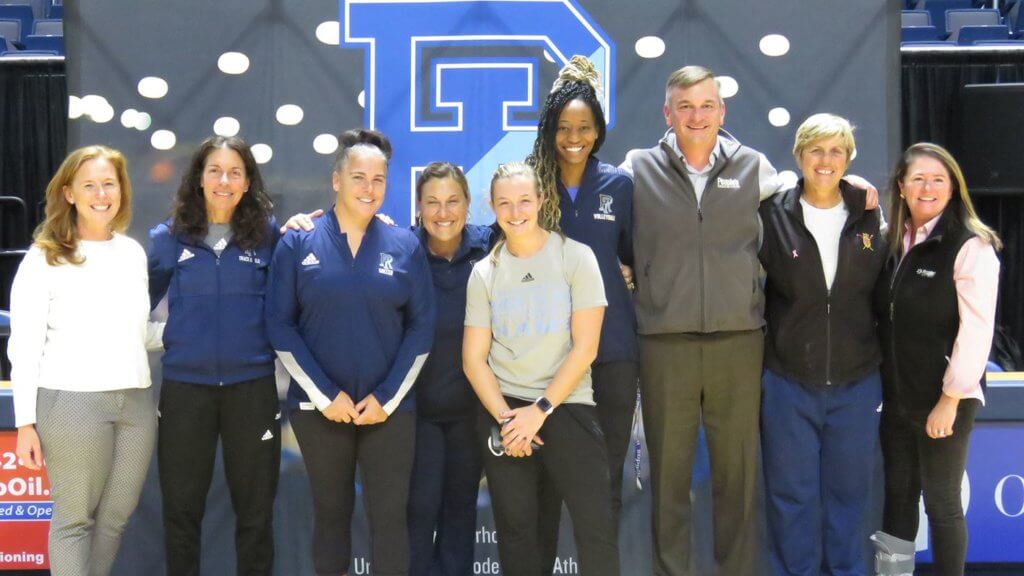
[526,56,607,232]
[333,128,393,172]
[170,135,273,251]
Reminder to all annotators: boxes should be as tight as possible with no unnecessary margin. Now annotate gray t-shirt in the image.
[205,223,232,257]
[465,233,607,405]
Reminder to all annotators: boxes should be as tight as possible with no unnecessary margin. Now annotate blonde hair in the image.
[792,113,857,163]
[885,142,1002,254]
[35,145,133,266]
[665,65,719,104]
[487,162,559,264]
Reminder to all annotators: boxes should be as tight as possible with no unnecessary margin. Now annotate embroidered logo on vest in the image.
[860,233,874,251]
[915,268,936,278]
[716,177,740,189]
[378,253,395,276]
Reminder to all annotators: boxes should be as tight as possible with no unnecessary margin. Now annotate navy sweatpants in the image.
[761,369,882,576]
[407,416,482,576]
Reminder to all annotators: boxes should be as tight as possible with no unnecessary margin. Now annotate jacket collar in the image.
[658,129,741,187]
[168,218,235,251]
[325,206,381,243]
[557,156,600,201]
[416,222,492,263]
[783,179,867,230]
[906,209,959,247]
[658,128,741,163]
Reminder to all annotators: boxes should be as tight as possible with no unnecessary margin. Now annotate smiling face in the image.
[491,175,543,239]
[798,135,850,194]
[63,156,122,236]
[202,147,249,221]
[554,99,598,170]
[899,155,953,227]
[333,146,388,220]
[418,177,468,244]
[664,78,725,152]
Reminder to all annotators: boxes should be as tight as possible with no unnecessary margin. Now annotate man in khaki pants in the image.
[625,66,877,576]
[625,66,778,576]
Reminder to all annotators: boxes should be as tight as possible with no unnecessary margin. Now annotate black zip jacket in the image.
[759,180,887,387]
[874,212,982,426]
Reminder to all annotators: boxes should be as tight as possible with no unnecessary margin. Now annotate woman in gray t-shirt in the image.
[463,162,619,576]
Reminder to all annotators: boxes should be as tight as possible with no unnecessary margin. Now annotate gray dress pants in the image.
[36,387,158,576]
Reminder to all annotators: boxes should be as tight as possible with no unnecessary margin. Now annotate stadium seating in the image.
[902,25,944,41]
[902,10,933,26]
[0,19,18,44]
[957,24,1012,44]
[0,4,30,40]
[0,48,56,57]
[31,17,58,35]
[21,33,60,53]
[946,9,1002,40]
[1,0,46,19]
[914,0,973,35]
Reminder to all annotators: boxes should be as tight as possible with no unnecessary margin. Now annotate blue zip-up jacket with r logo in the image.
[266,210,436,414]
[558,157,637,364]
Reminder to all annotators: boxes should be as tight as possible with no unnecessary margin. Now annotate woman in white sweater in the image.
[9,145,160,576]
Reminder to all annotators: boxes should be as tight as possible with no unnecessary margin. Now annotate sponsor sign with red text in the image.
[0,431,50,570]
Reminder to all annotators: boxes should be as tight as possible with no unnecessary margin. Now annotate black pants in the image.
[158,375,281,576]
[407,416,482,576]
[291,408,416,576]
[881,400,979,576]
[479,398,619,576]
[538,361,638,573]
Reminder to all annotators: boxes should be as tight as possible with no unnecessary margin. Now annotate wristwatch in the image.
[534,396,554,415]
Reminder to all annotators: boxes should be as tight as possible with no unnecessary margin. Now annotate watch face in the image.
[536,397,553,414]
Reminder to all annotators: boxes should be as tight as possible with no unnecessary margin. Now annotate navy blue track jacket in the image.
[414,223,493,422]
[148,219,278,385]
[558,157,638,364]
[266,210,436,414]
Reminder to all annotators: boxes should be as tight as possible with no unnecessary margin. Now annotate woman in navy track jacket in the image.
[266,129,436,576]
[148,135,280,576]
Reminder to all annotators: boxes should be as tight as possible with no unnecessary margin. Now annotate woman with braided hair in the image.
[527,55,637,572]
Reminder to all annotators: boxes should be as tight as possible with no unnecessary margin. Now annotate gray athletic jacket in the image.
[630,129,774,335]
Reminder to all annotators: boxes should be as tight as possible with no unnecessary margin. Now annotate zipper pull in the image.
[827,290,831,315]
[889,301,894,322]
[698,207,703,222]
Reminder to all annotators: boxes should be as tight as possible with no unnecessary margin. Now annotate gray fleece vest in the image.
[632,132,765,334]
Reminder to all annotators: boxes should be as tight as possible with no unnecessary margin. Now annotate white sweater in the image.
[9,234,162,427]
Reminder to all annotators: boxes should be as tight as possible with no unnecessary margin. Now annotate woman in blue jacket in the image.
[407,162,492,576]
[148,135,279,576]
[266,129,436,576]
[528,56,637,568]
